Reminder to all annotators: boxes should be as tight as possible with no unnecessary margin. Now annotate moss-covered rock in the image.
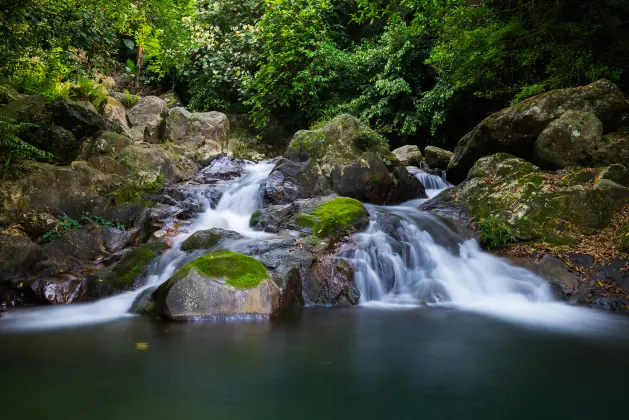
[447,79,629,183]
[152,251,279,320]
[296,197,370,238]
[422,153,629,245]
[0,94,46,123]
[181,228,243,251]
[109,244,160,290]
[266,114,425,205]
[592,131,629,167]
[251,195,369,238]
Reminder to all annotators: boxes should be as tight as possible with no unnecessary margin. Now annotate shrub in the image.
[476,216,517,250]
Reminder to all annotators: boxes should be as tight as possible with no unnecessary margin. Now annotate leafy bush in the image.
[476,216,517,250]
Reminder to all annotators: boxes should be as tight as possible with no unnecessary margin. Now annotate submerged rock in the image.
[265,114,425,205]
[447,79,629,183]
[152,251,279,320]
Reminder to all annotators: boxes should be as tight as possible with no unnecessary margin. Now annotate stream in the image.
[1,160,629,419]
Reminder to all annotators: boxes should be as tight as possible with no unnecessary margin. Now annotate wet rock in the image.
[181,228,244,251]
[267,114,425,205]
[447,79,629,183]
[392,145,423,167]
[534,111,603,169]
[303,258,360,306]
[264,158,332,206]
[424,146,453,170]
[0,230,49,283]
[504,254,580,298]
[152,252,279,320]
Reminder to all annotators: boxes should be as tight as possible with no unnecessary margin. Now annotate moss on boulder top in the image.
[181,228,243,251]
[422,153,629,246]
[296,197,370,238]
[172,251,269,289]
[152,251,278,320]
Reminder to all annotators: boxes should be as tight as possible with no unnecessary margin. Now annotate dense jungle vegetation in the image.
[2,0,629,156]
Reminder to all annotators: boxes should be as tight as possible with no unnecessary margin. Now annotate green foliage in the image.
[121,89,140,108]
[296,197,369,237]
[178,251,269,289]
[0,116,53,177]
[70,77,108,108]
[476,216,517,250]
[43,214,126,242]
[512,84,547,105]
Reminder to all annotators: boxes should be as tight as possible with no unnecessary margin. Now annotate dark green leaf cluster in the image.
[43,214,126,242]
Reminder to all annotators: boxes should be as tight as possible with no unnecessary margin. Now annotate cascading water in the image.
[0,160,275,332]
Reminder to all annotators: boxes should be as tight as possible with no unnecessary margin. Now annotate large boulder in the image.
[126,96,168,141]
[422,153,629,245]
[392,145,423,167]
[447,80,629,183]
[48,97,109,137]
[152,251,280,320]
[266,114,426,205]
[534,111,603,169]
[163,108,229,154]
[263,158,332,206]
[424,146,453,170]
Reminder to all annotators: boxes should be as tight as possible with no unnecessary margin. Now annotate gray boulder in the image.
[163,107,229,155]
[424,146,453,170]
[127,96,168,141]
[392,145,423,166]
[534,111,603,169]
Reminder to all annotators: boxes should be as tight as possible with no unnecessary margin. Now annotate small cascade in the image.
[407,166,451,192]
[0,160,275,331]
[344,205,552,307]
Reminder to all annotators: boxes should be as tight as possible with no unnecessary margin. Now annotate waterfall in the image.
[0,160,275,331]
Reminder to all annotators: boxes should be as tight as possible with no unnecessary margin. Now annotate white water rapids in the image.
[1,162,625,335]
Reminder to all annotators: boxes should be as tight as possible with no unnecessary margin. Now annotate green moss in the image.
[296,197,369,238]
[111,245,158,289]
[181,229,223,251]
[175,251,269,289]
[289,131,328,156]
[112,174,164,205]
[355,129,388,153]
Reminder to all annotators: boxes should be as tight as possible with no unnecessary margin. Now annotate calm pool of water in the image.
[1,307,628,419]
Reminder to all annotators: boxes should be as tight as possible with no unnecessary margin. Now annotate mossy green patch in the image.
[181,229,224,251]
[296,197,369,238]
[175,251,269,289]
[110,245,158,289]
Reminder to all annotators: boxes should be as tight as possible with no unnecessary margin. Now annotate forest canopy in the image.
[1,0,628,148]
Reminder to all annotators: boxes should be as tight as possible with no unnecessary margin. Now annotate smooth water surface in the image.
[1,307,629,420]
